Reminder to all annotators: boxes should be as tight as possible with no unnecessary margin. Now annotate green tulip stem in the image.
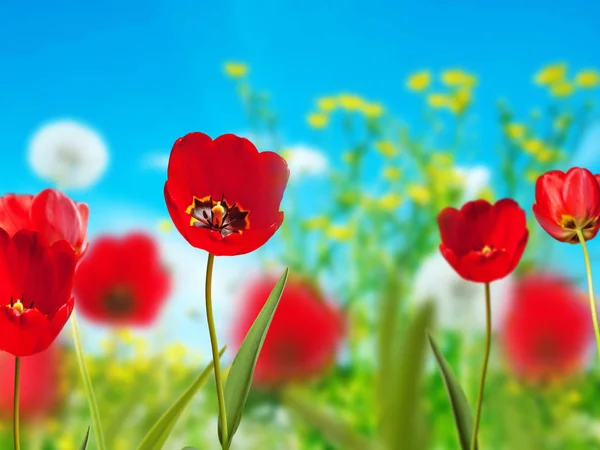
[205,253,228,447]
[471,282,491,450]
[576,229,600,360]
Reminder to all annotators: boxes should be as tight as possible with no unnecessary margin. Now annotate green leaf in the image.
[283,390,376,450]
[71,313,106,450]
[427,332,477,450]
[220,269,289,447]
[78,426,90,450]
[137,347,225,450]
[381,302,434,450]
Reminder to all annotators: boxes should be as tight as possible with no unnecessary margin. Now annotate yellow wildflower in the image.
[374,140,396,157]
[427,93,452,109]
[317,96,338,112]
[337,94,364,111]
[56,435,77,450]
[575,69,600,88]
[382,167,402,181]
[378,193,403,210]
[223,62,248,78]
[504,123,527,140]
[326,225,354,241]
[550,81,575,97]
[116,329,135,345]
[478,187,495,203]
[158,218,173,232]
[448,89,472,114]
[303,216,328,230]
[534,63,567,85]
[361,102,384,118]
[522,139,544,155]
[407,184,431,205]
[406,70,432,92]
[441,69,477,88]
[307,113,329,128]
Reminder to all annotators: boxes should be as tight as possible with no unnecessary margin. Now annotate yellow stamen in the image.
[212,202,225,227]
[10,299,24,314]
[481,245,492,255]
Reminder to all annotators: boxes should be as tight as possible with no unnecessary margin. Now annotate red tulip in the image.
[437,199,529,283]
[232,276,344,386]
[164,132,289,256]
[0,189,89,256]
[0,344,63,419]
[533,167,600,244]
[73,233,171,326]
[500,273,592,383]
[0,229,77,357]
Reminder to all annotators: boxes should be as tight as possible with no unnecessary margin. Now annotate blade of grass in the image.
[71,313,106,450]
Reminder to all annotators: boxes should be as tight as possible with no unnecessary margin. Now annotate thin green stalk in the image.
[471,282,492,450]
[13,357,20,450]
[205,253,228,447]
[71,313,106,450]
[576,229,600,360]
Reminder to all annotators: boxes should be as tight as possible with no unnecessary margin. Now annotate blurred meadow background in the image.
[2,1,600,449]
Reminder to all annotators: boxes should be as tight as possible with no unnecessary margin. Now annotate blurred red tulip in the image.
[164,132,289,256]
[0,344,62,419]
[0,229,77,357]
[500,273,593,383]
[533,167,600,243]
[437,199,529,283]
[0,189,89,257]
[232,276,344,386]
[73,233,171,326]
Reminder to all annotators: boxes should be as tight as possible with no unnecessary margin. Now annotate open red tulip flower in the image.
[533,167,600,244]
[501,273,592,384]
[73,233,171,326]
[231,275,344,386]
[164,132,289,256]
[0,344,63,419]
[0,188,89,257]
[437,199,529,283]
[0,229,77,357]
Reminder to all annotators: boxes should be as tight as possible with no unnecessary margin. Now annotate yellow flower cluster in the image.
[406,68,477,115]
[223,62,249,78]
[520,138,564,163]
[534,63,600,97]
[307,94,385,129]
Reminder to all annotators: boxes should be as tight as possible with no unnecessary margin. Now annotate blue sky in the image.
[1,1,600,349]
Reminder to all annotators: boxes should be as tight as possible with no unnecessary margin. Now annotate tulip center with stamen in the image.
[186,195,249,237]
[104,286,135,316]
[5,298,35,316]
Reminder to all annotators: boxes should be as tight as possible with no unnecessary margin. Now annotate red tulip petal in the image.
[535,170,567,222]
[184,213,284,256]
[489,199,527,250]
[0,194,33,236]
[563,167,600,221]
[533,203,575,243]
[0,307,49,357]
[167,133,215,200]
[35,300,73,354]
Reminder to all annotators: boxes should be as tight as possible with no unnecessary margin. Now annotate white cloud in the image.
[28,120,109,190]
[283,144,328,180]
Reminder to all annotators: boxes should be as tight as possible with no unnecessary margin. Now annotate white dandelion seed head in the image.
[28,120,109,190]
